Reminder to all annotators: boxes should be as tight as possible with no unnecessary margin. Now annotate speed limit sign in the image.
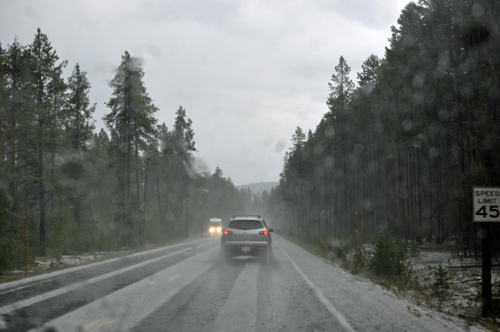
[473,187,500,222]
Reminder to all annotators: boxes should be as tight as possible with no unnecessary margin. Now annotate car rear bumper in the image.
[222,241,269,246]
[221,241,271,257]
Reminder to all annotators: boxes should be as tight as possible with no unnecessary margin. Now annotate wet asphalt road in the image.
[0,235,472,332]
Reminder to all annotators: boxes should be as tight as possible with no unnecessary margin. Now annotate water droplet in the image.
[402,118,413,131]
[324,125,335,138]
[472,3,485,17]
[429,147,439,159]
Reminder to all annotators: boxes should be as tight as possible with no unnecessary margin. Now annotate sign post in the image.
[473,187,500,316]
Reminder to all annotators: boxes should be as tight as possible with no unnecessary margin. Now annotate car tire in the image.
[265,247,272,265]
[221,248,232,264]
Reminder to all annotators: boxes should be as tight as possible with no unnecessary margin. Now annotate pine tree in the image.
[66,63,96,150]
[0,42,21,270]
[357,54,380,89]
[86,129,116,241]
[25,28,67,254]
[171,106,196,236]
[327,55,355,116]
[103,51,158,246]
[326,56,355,233]
[431,264,451,306]
[290,127,305,152]
[0,42,6,172]
[173,105,196,158]
[1,38,32,214]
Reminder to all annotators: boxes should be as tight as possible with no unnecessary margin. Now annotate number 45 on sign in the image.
[473,187,500,222]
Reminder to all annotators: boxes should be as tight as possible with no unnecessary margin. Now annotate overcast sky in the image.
[1,0,411,186]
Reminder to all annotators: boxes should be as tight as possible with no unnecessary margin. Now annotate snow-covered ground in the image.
[410,247,497,316]
[340,242,500,330]
[0,251,130,283]
[34,252,119,269]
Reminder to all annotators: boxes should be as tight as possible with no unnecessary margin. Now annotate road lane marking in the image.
[87,318,118,332]
[0,273,76,296]
[0,237,218,293]
[0,247,192,316]
[29,247,218,332]
[213,262,258,332]
[78,319,101,331]
[75,318,119,332]
[196,240,218,250]
[276,242,356,332]
[169,273,182,281]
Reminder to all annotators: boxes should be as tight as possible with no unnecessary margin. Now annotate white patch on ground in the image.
[36,253,107,268]
[343,242,499,327]
[410,248,497,316]
[6,251,130,278]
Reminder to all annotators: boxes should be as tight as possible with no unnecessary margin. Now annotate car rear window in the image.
[228,220,263,230]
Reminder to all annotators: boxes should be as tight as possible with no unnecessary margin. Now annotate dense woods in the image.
[268,0,500,258]
[0,29,263,271]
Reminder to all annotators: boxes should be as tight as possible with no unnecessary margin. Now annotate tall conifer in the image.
[26,28,67,254]
[66,63,96,150]
[103,51,157,245]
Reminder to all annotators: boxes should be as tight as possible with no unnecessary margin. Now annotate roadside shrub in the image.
[0,188,29,272]
[315,233,354,262]
[333,240,351,261]
[0,235,25,271]
[353,244,371,272]
[431,264,451,307]
[368,231,414,284]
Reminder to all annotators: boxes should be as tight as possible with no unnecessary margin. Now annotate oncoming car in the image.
[220,215,273,264]
[209,218,222,236]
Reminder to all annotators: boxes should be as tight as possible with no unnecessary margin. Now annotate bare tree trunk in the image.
[415,148,423,243]
[134,123,141,226]
[156,165,162,225]
[142,158,150,238]
[39,141,46,255]
[343,162,348,234]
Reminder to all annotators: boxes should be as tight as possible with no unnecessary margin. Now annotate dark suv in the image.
[220,215,273,264]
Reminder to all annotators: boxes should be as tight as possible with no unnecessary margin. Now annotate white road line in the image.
[196,240,218,251]
[0,237,217,292]
[213,262,259,332]
[276,242,356,332]
[0,247,192,316]
[29,246,218,332]
[0,271,84,296]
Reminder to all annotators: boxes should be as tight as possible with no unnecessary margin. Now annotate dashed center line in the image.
[169,273,183,281]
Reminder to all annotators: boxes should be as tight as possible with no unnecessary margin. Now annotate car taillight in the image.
[259,230,269,235]
[223,230,233,235]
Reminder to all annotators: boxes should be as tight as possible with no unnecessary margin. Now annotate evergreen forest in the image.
[267,0,500,259]
[0,29,267,272]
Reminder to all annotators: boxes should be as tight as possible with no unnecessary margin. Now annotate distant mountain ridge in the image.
[237,182,279,195]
